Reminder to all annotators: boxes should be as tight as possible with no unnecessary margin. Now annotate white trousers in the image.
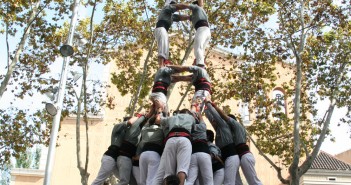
[185,152,213,185]
[235,153,262,185]
[151,155,165,185]
[140,151,161,185]
[194,26,211,66]
[152,137,192,185]
[213,168,224,185]
[223,155,240,185]
[164,137,192,178]
[154,27,169,60]
[133,166,141,185]
[116,156,133,185]
[91,155,118,185]
[193,168,223,185]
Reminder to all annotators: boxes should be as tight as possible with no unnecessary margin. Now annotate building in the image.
[300,151,351,185]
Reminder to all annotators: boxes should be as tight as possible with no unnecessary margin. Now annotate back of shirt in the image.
[160,113,196,136]
[139,123,164,150]
[111,122,128,147]
[227,117,247,145]
[157,5,177,26]
[189,66,211,84]
[189,4,208,26]
[124,116,146,145]
[191,121,207,140]
[154,67,176,85]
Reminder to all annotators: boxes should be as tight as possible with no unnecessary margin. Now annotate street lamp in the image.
[45,103,57,116]
[43,0,81,184]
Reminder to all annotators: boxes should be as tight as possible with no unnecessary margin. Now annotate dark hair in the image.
[228,114,237,121]
[192,1,199,5]
[148,115,157,125]
[170,1,176,4]
[164,175,180,185]
[206,130,214,142]
[173,110,179,115]
[123,116,132,122]
[179,108,192,115]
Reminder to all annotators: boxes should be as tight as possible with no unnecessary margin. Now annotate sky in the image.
[0,1,351,157]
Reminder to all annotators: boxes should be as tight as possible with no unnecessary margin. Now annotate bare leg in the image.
[158,56,165,67]
[178,172,186,185]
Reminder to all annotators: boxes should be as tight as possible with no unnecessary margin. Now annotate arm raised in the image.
[171,74,193,83]
[209,101,230,122]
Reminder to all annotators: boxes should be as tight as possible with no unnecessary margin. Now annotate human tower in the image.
[92,1,262,185]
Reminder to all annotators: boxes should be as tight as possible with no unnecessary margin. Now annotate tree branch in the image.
[174,84,192,112]
[6,3,10,67]
[129,39,155,117]
[128,0,155,116]
[298,0,306,54]
[278,7,297,56]
[247,133,290,184]
[205,8,232,60]
[299,55,349,176]
[301,139,310,159]
[0,1,46,100]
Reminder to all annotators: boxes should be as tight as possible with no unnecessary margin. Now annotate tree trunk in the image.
[0,1,40,100]
[289,1,306,184]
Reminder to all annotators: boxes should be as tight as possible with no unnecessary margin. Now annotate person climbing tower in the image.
[155,1,190,66]
[189,0,211,67]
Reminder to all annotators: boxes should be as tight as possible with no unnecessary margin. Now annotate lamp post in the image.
[43,0,81,184]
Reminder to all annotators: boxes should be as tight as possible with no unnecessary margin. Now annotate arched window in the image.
[240,101,250,126]
[272,88,286,119]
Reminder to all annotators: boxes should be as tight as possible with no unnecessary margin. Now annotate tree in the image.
[0,162,11,185]
[0,0,70,169]
[205,1,350,184]
[15,146,41,169]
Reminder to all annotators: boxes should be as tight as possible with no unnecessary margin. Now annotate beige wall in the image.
[10,169,44,185]
[335,149,351,165]
[11,49,294,185]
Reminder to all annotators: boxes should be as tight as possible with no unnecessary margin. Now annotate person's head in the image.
[170,1,177,4]
[192,1,199,5]
[123,116,132,122]
[206,130,214,142]
[163,175,180,185]
[228,114,237,121]
[173,110,180,116]
[179,108,192,115]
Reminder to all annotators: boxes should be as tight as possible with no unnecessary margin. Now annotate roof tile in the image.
[311,151,351,170]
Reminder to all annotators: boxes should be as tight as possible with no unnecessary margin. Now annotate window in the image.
[272,88,286,119]
[240,101,250,126]
[327,177,336,181]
